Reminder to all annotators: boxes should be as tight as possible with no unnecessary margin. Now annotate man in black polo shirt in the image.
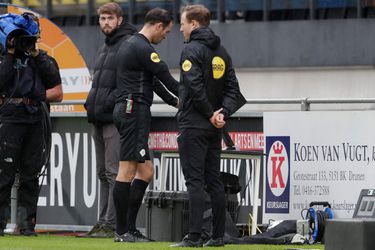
[112,8,178,242]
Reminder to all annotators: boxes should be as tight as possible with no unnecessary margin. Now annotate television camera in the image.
[0,13,39,55]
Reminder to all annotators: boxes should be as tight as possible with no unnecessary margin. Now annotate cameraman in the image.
[0,13,62,236]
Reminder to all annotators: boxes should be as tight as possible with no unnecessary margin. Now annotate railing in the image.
[242,97,375,111]
[51,97,375,117]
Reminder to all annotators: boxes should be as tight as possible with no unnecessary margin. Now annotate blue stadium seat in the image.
[242,0,263,11]
[316,0,346,8]
[270,0,309,10]
[225,0,241,12]
[139,0,173,9]
[117,0,174,24]
[240,0,309,11]
[346,0,358,7]
[316,0,358,19]
[241,0,263,21]
[182,0,216,11]
[268,0,309,20]
[348,0,358,7]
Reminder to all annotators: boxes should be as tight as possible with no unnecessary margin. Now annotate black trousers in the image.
[177,128,226,239]
[0,120,44,228]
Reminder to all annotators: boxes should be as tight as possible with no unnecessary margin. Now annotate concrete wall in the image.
[60,19,375,113]
[62,19,375,70]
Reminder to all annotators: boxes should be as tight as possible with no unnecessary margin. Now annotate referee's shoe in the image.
[170,235,203,247]
[114,229,153,242]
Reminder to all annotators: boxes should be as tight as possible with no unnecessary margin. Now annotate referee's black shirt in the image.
[116,33,178,106]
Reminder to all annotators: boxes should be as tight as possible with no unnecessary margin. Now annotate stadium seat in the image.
[26,0,42,7]
[191,0,216,11]
[273,0,309,10]
[50,14,85,26]
[118,0,174,24]
[227,0,248,20]
[345,0,359,18]
[225,0,241,12]
[12,0,27,7]
[365,0,375,6]
[95,0,110,4]
[269,0,310,20]
[180,0,217,19]
[243,0,263,21]
[316,0,358,19]
[180,0,216,12]
[317,0,346,8]
[9,0,375,25]
[59,0,78,5]
[363,0,375,18]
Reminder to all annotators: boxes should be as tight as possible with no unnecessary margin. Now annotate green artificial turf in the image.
[0,235,324,250]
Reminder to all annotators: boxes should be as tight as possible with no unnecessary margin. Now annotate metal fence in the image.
[50,97,375,117]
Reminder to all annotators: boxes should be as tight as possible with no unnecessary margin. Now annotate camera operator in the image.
[0,13,62,236]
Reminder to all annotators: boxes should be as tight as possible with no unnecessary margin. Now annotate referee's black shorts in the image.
[113,101,151,163]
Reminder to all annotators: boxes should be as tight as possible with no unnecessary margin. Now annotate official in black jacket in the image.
[112,8,178,242]
[0,14,62,236]
[84,3,177,238]
[172,5,241,247]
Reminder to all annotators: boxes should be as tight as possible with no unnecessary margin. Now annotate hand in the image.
[210,108,225,128]
[215,113,225,128]
[174,98,180,109]
[29,43,39,57]
[7,37,15,54]
[29,48,39,57]
[7,48,15,54]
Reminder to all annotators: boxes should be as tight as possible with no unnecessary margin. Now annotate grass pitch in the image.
[0,235,324,250]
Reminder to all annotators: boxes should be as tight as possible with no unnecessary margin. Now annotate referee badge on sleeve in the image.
[212,56,225,79]
[150,52,161,63]
[182,59,192,72]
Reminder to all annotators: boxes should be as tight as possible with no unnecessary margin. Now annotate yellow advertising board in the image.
[0,4,91,114]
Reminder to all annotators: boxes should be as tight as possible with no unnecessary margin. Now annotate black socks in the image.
[113,181,130,235]
[127,179,149,232]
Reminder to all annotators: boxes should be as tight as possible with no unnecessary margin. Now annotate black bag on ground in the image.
[236,220,297,245]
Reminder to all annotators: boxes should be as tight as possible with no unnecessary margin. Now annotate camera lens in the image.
[15,36,37,52]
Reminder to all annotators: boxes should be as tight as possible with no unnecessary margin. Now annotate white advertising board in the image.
[263,111,375,222]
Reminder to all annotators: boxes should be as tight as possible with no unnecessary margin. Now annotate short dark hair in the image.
[181,4,211,27]
[97,2,123,18]
[144,8,173,27]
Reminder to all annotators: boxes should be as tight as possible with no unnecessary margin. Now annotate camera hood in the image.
[0,13,39,50]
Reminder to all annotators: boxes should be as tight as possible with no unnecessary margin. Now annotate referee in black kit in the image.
[112,8,178,242]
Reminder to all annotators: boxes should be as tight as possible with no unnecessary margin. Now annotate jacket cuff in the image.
[206,110,214,119]
[222,108,230,119]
